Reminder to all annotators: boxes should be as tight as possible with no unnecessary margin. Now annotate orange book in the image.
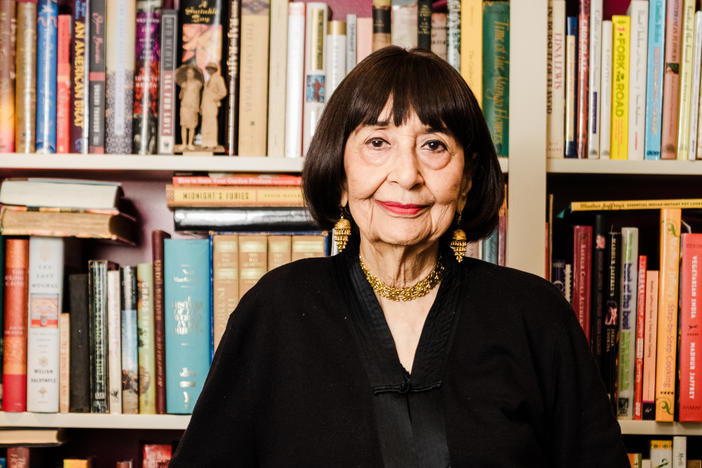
[2,238,29,412]
[56,14,71,153]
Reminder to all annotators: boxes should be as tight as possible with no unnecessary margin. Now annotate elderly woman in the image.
[170,47,628,467]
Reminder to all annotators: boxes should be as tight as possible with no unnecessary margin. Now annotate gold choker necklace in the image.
[359,255,444,302]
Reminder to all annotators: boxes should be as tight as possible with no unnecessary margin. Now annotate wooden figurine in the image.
[174,63,203,152]
[199,62,227,152]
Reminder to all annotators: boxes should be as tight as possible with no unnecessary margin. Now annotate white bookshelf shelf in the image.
[0,413,190,430]
[548,158,702,175]
[618,420,702,436]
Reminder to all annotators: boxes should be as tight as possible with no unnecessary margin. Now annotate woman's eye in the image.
[424,140,447,152]
[367,138,387,148]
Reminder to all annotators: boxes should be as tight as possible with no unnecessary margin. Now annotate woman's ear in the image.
[340,182,348,207]
[457,176,472,213]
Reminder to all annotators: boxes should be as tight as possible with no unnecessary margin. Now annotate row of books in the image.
[0,443,172,468]
[628,436,698,468]
[0,232,328,416]
[547,0,702,161]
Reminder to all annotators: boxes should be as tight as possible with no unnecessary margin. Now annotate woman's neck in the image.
[358,239,440,288]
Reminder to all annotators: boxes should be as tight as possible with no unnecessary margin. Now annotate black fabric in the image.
[170,253,630,468]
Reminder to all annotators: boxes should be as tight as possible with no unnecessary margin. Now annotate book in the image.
[644,0,666,160]
[173,206,317,231]
[661,0,683,159]
[267,234,291,271]
[0,0,14,152]
[56,14,71,153]
[0,428,65,445]
[642,269,658,420]
[564,17,577,158]
[291,234,328,260]
[483,1,509,157]
[132,0,160,155]
[164,239,211,414]
[35,0,58,154]
[629,454,642,468]
[460,0,482,95]
[142,444,172,468]
[238,234,267,299]
[590,214,607,368]
[676,0,695,160]
[106,269,121,414]
[151,230,169,414]
[120,266,139,414]
[446,0,459,71]
[391,0,417,49]
[602,229,621,406]
[611,15,630,160]
[302,2,329,155]
[68,273,89,413]
[569,198,702,212]
[165,185,304,207]
[356,17,373,63]
[326,21,347,99]
[15,0,37,153]
[58,312,69,413]
[223,0,239,155]
[2,239,29,412]
[417,0,431,50]
[26,237,63,413]
[267,0,288,157]
[678,233,702,421]
[431,12,447,60]
[372,0,391,51]
[238,0,270,156]
[655,208,681,421]
[599,20,612,158]
[633,255,646,420]
[0,178,123,210]
[346,13,357,72]
[690,12,702,161]
[626,1,648,161]
[157,7,177,154]
[576,0,589,159]
[673,436,686,468]
[7,448,29,467]
[284,1,305,159]
[87,0,105,154]
[212,234,238,350]
[547,0,565,159]
[137,263,155,414]
[572,225,592,340]
[64,460,92,468]
[171,173,302,186]
[88,260,111,413]
[587,0,602,158]
[617,227,638,419]
[70,0,89,154]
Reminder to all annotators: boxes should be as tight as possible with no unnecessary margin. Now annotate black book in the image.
[88,0,106,153]
[88,260,111,413]
[69,273,90,413]
[417,0,432,50]
[602,228,621,413]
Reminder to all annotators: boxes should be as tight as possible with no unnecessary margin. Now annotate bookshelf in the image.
[0,413,189,430]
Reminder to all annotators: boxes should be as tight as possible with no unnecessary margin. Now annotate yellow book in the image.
[610,15,630,160]
[677,0,696,160]
[64,460,92,468]
[165,185,305,207]
[655,208,681,421]
[460,0,482,106]
[569,198,702,212]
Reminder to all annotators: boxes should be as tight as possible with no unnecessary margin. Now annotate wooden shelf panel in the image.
[548,159,702,175]
[0,413,190,430]
[618,420,702,436]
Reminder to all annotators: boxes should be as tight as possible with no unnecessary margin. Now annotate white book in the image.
[673,436,686,468]
[346,14,357,74]
[284,2,305,159]
[446,0,460,71]
[26,237,64,413]
[0,178,122,210]
[690,12,702,160]
[302,2,329,155]
[107,269,122,414]
[678,0,696,160]
[391,0,418,49]
[599,20,613,158]
[617,227,638,419]
[267,0,289,158]
[431,12,447,61]
[326,21,347,100]
[547,0,566,159]
[650,441,673,468]
[587,0,603,158]
[627,1,649,160]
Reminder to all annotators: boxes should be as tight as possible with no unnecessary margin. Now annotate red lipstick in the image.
[376,200,427,215]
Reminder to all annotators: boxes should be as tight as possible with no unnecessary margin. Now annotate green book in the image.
[137,263,156,414]
[482,1,510,157]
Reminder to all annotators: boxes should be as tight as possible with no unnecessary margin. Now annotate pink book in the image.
[633,255,647,420]
[576,0,590,158]
[356,17,372,64]
[661,0,683,159]
[678,233,702,421]
[56,14,71,154]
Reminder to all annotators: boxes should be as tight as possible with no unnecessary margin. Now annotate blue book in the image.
[164,239,211,414]
[644,0,666,160]
[481,228,498,264]
[36,0,58,153]
[565,16,578,158]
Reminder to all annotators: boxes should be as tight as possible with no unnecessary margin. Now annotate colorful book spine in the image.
[120,266,139,414]
[617,227,639,419]
[346,13,357,72]
[68,273,89,413]
[690,12,702,161]
[483,1,509,157]
[151,230,169,414]
[26,237,63,413]
[2,239,28,412]
[137,263,155,414]
[7,447,29,467]
[326,21,346,100]
[391,0,417,49]
[610,15,630,160]
[590,214,607,366]
[59,312,69,413]
[267,0,288,157]
[238,234,267,300]
[633,255,646,420]
[212,234,238,351]
[599,20,613,158]
[302,2,328,155]
[678,233,702,421]
[133,0,161,155]
[0,0,14,152]
[284,1,305,159]
[165,184,304,207]
[56,14,71,153]
[88,259,109,413]
[87,0,105,154]
[35,0,58,153]
[164,239,211,414]
[572,225,592,340]
[660,0,683,159]
[564,17,577,158]
[651,440,673,466]
[642,270,658,420]
[105,0,135,153]
[676,0,695,160]
[587,0,602,158]
[106,269,121,414]
[655,208,681,421]
[446,0,460,72]
[602,230,621,406]
[70,0,88,154]
[371,0,391,51]
[430,12,447,60]
[547,0,565,159]
[626,1,648,161]
[157,6,177,155]
[644,0,666,160]
[15,0,37,153]
[417,0,431,50]
[576,0,590,158]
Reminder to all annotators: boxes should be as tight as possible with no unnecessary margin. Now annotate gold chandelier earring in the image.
[450,213,467,263]
[333,210,351,253]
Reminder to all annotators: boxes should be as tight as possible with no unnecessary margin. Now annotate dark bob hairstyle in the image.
[302,46,504,242]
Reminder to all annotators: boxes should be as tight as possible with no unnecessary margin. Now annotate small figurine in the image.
[199,62,227,152]
[174,63,204,152]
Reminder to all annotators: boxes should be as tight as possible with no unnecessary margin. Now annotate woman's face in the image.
[342,105,471,250]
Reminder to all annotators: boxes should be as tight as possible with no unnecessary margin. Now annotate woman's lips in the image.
[376,200,428,216]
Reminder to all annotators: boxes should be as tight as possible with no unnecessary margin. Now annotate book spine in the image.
[35,0,58,153]
[88,260,109,413]
[15,0,37,153]
[0,0,15,152]
[481,228,498,264]
[87,0,105,154]
[576,0,589,158]
[56,14,71,154]
[105,0,135,153]
[157,8,177,155]
[356,17,373,64]
[137,263,155,414]
[417,0,431,50]
[430,12,447,60]
[267,0,287,157]
[326,21,346,100]
[291,234,327,261]
[2,239,28,412]
[642,270,659,420]
[59,312,69,413]
[690,12,702,161]
[151,230,169,414]
[238,235,267,300]
[564,17,577,158]
[590,214,607,365]
[587,0,602,158]
[551,260,566,295]
[165,184,304,207]
[284,2,305,159]
[267,234,291,271]
[372,0,391,51]
[70,0,88,154]
[602,230,621,407]
[644,0,665,160]
[7,447,30,467]
[617,227,638,419]
[676,0,695,160]
[482,1,509,157]
[599,20,612,158]
[26,237,63,413]
[173,207,316,231]
[164,239,211,414]
[302,2,328,155]
[673,436,687,468]
[120,266,139,414]
[655,208,682,421]
[106,269,121,414]
[212,234,238,350]
[237,0,269,156]
[446,0,460,72]
[133,0,160,155]
[346,13,357,72]
[68,273,89,413]
[678,234,702,421]
[660,0,683,159]
[564,263,573,303]
[633,255,647,420]
[547,0,565,159]
[627,1,648,161]
[572,226,592,340]
[611,15,630,160]
[391,0,417,49]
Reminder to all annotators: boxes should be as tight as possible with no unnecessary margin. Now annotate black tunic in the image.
[170,250,629,467]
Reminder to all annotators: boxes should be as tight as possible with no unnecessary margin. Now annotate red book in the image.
[660,0,683,159]
[633,255,647,420]
[142,443,172,468]
[152,229,170,414]
[576,0,590,159]
[56,14,72,153]
[572,225,592,340]
[7,447,30,468]
[678,233,702,421]
[3,238,29,412]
